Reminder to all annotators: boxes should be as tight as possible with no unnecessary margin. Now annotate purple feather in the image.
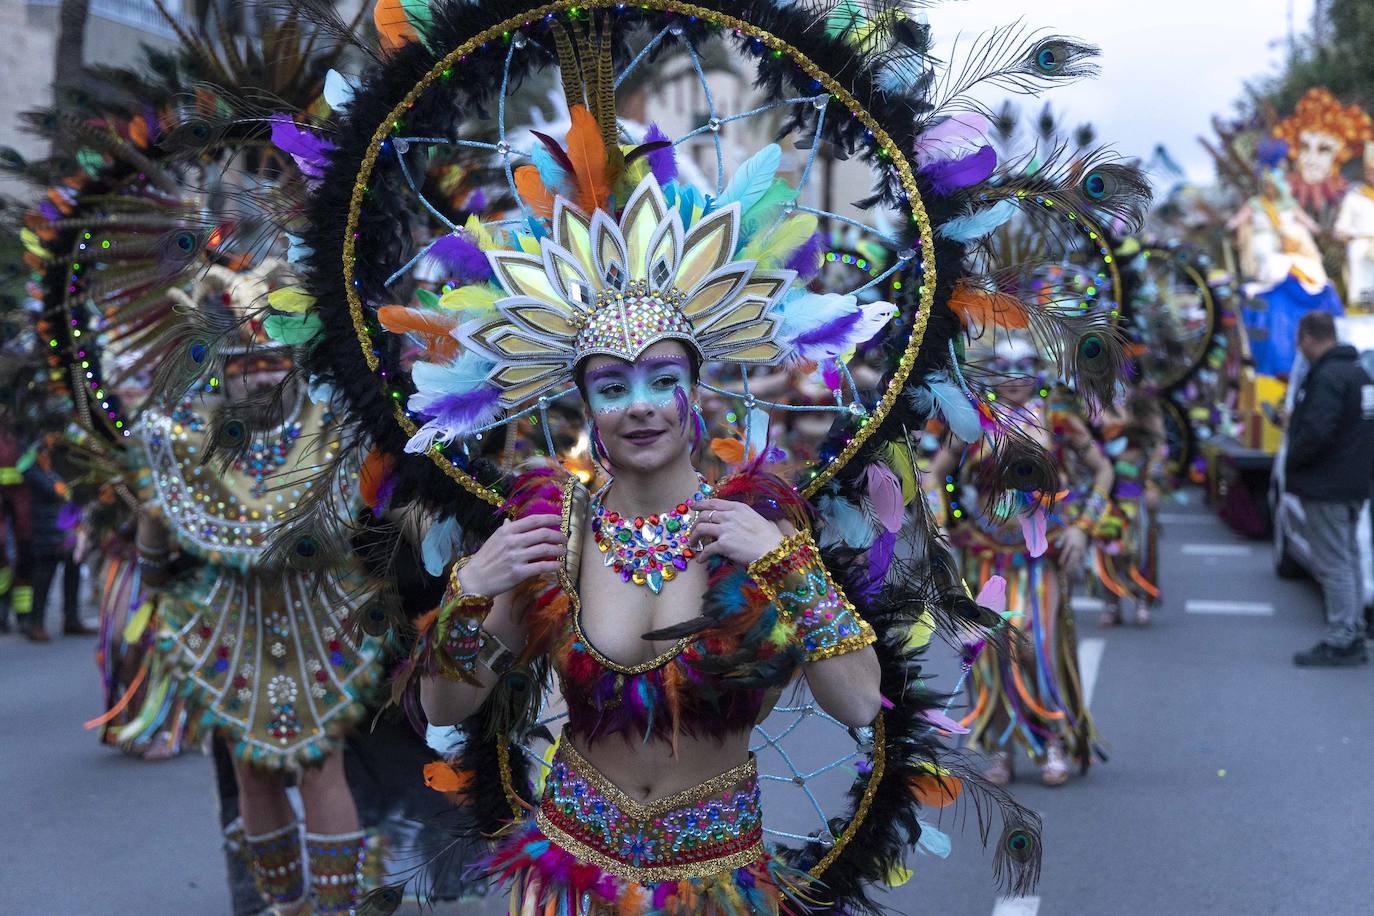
[821,359,843,391]
[784,231,826,281]
[792,309,860,349]
[643,123,678,183]
[269,116,336,179]
[38,201,60,221]
[919,144,996,197]
[372,472,397,513]
[57,502,82,531]
[421,386,500,430]
[427,232,493,284]
[857,529,896,599]
[465,189,487,212]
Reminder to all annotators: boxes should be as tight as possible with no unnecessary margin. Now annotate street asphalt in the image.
[2,488,1372,915]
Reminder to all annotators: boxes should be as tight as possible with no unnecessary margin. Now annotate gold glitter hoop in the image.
[1137,246,1217,390]
[341,0,935,505]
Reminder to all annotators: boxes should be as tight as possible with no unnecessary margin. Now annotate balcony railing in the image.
[27,0,190,39]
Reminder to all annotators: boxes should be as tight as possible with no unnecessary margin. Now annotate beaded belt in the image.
[535,741,765,883]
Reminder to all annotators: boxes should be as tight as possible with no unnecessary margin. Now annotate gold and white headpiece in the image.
[457,175,795,408]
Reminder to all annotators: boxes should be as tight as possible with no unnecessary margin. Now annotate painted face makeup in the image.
[584,355,693,419]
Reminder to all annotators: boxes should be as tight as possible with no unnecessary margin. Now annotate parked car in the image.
[1269,315,1374,604]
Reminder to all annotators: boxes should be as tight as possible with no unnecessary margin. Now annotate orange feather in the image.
[910,771,963,808]
[662,661,684,758]
[359,448,395,508]
[421,760,471,794]
[709,437,746,465]
[564,105,610,213]
[514,164,556,218]
[128,115,149,149]
[521,589,570,663]
[948,281,1029,330]
[616,884,651,915]
[377,305,460,360]
[373,0,418,51]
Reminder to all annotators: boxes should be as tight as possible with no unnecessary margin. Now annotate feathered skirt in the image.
[484,741,821,915]
[958,544,1101,770]
[152,564,382,771]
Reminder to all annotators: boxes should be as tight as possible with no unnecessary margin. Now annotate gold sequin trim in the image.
[746,530,816,595]
[746,530,876,662]
[341,0,933,505]
[534,813,766,884]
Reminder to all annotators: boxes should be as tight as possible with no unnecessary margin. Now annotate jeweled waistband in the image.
[534,740,765,883]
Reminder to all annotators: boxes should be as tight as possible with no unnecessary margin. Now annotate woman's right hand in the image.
[456,514,565,597]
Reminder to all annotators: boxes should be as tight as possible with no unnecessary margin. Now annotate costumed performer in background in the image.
[133,289,385,915]
[933,337,1112,786]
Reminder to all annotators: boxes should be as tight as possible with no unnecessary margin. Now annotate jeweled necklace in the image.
[591,476,712,594]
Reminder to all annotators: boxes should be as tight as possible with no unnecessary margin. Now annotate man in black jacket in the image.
[1286,312,1374,666]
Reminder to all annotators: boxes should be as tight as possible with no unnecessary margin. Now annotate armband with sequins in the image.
[747,531,876,662]
[417,561,510,685]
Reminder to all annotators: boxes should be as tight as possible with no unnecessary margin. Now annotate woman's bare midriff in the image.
[570,729,754,803]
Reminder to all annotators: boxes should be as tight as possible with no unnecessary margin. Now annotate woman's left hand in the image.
[691,498,784,567]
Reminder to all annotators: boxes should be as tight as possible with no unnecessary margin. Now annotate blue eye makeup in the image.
[584,357,691,416]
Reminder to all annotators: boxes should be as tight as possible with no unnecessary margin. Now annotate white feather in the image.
[927,377,983,443]
[324,70,356,111]
[777,292,897,361]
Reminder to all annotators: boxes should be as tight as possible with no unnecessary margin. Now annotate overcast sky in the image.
[927,0,1317,185]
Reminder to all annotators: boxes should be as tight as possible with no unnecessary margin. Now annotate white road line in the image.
[1181,543,1254,557]
[1185,599,1275,616]
[1078,638,1105,707]
[1070,596,1105,612]
[1157,513,1215,525]
[992,896,1041,916]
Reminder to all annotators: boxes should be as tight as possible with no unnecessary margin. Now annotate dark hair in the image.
[1298,311,1337,343]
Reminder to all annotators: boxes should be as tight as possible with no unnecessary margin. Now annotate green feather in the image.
[880,440,918,504]
[739,178,799,243]
[263,312,323,345]
[739,213,817,268]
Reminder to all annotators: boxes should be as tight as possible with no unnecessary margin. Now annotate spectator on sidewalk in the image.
[17,432,92,642]
[1285,311,1374,666]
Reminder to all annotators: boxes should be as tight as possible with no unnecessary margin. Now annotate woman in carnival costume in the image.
[1093,390,1166,628]
[222,1,1149,911]
[933,335,1114,787]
